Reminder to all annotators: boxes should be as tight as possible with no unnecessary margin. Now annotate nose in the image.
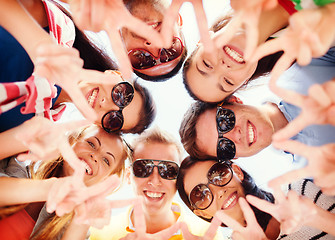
[147,166,162,186]
[90,153,97,163]
[213,185,227,200]
[143,42,161,59]
[224,125,242,144]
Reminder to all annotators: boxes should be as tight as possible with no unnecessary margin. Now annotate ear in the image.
[193,209,213,220]
[125,166,132,185]
[177,14,183,27]
[231,164,244,181]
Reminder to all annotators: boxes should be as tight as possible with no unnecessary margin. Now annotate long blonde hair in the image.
[0,125,129,239]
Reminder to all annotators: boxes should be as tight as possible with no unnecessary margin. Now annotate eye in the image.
[224,78,233,86]
[103,157,110,166]
[87,140,96,149]
[203,60,213,69]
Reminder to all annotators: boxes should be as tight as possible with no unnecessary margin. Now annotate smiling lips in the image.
[87,88,99,108]
[80,158,93,175]
[247,121,256,146]
[144,190,164,201]
[224,45,245,64]
[222,191,238,210]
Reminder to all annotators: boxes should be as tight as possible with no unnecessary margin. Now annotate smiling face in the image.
[63,127,125,186]
[79,71,143,132]
[195,103,274,158]
[183,160,246,225]
[186,28,258,103]
[130,142,180,215]
[121,1,185,77]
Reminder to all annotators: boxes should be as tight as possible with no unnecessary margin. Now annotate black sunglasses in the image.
[128,37,184,70]
[101,82,134,133]
[189,162,233,210]
[216,107,236,162]
[132,159,179,180]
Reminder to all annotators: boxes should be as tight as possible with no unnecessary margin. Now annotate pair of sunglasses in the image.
[216,107,236,162]
[132,159,179,180]
[189,162,233,210]
[101,82,134,133]
[128,37,184,70]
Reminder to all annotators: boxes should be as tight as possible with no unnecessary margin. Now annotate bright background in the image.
[85,0,296,238]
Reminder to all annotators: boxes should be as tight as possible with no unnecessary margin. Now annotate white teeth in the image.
[248,123,255,145]
[146,191,163,199]
[88,89,98,107]
[83,161,92,175]
[224,46,244,63]
[223,194,237,209]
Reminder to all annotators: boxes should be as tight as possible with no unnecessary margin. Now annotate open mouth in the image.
[144,190,164,201]
[80,158,93,175]
[223,45,245,64]
[247,121,256,146]
[86,88,99,108]
[222,191,238,210]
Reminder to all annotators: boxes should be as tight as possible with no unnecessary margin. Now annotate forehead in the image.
[133,142,180,164]
[128,1,166,19]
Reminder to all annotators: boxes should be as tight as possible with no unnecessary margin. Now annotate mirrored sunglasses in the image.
[128,37,184,70]
[189,162,233,210]
[101,82,134,133]
[132,159,179,180]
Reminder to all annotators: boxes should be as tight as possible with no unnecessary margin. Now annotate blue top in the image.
[277,47,335,165]
[0,26,61,133]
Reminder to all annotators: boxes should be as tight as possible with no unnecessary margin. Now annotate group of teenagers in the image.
[0,0,335,239]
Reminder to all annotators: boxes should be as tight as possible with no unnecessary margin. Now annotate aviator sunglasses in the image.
[101,82,134,133]
[189,162,233,210]
[132,159,179,180]
[216,106,236,162]
[128,37,184,70]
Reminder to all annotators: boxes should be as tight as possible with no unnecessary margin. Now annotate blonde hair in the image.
[0,125,129,239]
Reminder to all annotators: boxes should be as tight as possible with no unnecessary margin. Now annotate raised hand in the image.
[47,174,121,217]
[269,141,335,195]
[74,197,137,229]
[252,4,335,83]
[215,198,268,240]
[213,0,277,61]
[179,215,221,240]
[69,0,163,79]
[160,0,214,54]
[246,188,317,234]
[15,116,88,168]
[119,199,181,240]
[271,79,335,141]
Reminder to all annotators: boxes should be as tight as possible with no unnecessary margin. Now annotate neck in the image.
[265,217,281,240]
[131,205,178,234]
[257,4,290,44]
[263,102,288,133]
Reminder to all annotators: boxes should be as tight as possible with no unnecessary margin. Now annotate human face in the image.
[186,29,258,102]
[79,71,143,132]
[63,127,125,186]
[130,142,180,215]
[121,2,185,77]
[195,104,274,158]
[183,160,245,225]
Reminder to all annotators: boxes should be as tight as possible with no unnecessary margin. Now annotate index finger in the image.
[246,195,277,217]
[215,210,244,232]
[202,215,222,240]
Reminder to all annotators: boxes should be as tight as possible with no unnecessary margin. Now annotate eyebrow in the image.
[94,137,101,146]
[217,83,230,93]
[196,63,207,76]
[106,152,116,161]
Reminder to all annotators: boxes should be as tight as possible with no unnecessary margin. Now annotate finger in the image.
[133,198,146,235]
[215,210,244,232]
[269,54,295,90]
[106,28,133,80]
[203,215,221,240]
[243,8,261,60]
[268,168,310,190]
[58,119,91,133]
[86,175,121,198]
[16,152,42,162]
[46,179,70,213]
[296,41,312,66]
[245,195,277,218]
[155,221,181,239]
[180,222,195,240]
[272,114,311,141]
[239,198,259,226]
[36,43,81,59]
[89,0,105,31]
[271,140,313,158]
[308,84,332,108]
[108,198,137,209]
[193,1,215,55]
[250,38,282,63]
[59,139,85,173]
[160,0,183,47]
